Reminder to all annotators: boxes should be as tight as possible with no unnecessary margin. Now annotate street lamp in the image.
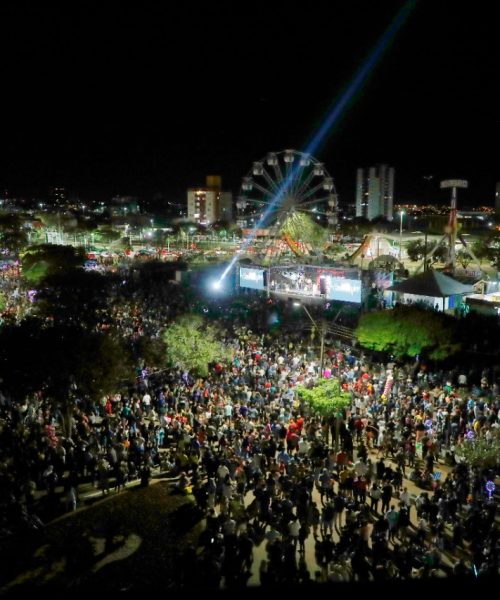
[293,302,324,378]
[399,210,405,262]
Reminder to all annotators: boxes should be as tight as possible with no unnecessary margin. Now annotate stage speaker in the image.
[319,277,327,295]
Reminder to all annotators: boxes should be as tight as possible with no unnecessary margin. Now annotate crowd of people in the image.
[0,287,499,586]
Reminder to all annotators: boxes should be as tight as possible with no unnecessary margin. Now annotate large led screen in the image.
[327,277,362,303]
[240,267,265,290]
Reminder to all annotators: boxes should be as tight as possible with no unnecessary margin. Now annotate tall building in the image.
[495,182,500,217]
[48,186,68,210]
[187,175,233,225]
[355,164,394,221]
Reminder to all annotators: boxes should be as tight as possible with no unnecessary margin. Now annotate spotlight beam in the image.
[218,0,416,286]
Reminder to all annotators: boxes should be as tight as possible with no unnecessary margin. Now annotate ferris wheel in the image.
[236,149,338,228]
[236,149,339,259]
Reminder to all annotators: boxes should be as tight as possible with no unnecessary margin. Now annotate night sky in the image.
[1,1,498,207]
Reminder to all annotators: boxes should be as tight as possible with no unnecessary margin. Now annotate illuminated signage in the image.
[326,277,362,303]
[240,267,265,290]
[440,179,468,189]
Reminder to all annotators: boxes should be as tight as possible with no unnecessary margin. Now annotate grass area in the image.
[1,482,204,592]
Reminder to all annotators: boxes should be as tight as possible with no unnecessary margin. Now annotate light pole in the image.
[398,210,405,263]
[294,302,324,379]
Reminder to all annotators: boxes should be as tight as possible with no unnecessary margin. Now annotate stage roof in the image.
[388,270,474,298]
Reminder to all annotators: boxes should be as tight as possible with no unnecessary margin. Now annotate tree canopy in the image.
[297,378,351,417]
[163,315,231,376]
[405,239,448,264]
[280,212,327,247]
[0,319,131,405]
[454,430,500,469]
[34,269,115,327]
[355,305,461,360]
[0,213,28,253]
[0,312,134,438]
[21,244,85,284]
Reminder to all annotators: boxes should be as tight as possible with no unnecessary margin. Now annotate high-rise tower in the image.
[355,164,394,221]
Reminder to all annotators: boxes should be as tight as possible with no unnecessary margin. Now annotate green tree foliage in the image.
[355,306,461,360]
[0,213,28,253]
[0,290,6,313]
[405,239,448,265]
[135,336,168,368]
[454,430,500,469]
[95,226,121,244]
[297,378,351,417]
[484,230,500,268]
[0,318,132,436]
[471,238,491,261]
[456,249,472,269]
[34,270,116,327]
[163,315,231,376]
[280,212,327,247]
[457,313,500,356]
[405,239,426,262]
[21,244,85,284]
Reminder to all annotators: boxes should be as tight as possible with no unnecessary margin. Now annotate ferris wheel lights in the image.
[238,149,339,239]
[323,177,334,191]
[242,177,253,191]
[252,162,264,175]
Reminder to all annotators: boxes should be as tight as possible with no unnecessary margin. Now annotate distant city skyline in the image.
[0,2,498,208]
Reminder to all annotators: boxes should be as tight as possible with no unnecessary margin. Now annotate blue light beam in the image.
[219,0,416,284]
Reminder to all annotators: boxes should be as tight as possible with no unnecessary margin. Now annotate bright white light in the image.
[212,280,222,291]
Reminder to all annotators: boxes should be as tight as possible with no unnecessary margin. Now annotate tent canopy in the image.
[388,270,474,298]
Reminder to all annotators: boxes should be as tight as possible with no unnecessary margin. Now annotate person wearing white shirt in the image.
[288,516,300,547]
[142,393,151,415]
[399,486,412,519]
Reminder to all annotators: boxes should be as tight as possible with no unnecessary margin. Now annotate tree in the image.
[0,319,132,437]
[405,239,426,262]
[0,290,6,313]
[456,249,472,270]
[21,244,85,284]
[406,240,449,266]
[280,212,328,248]
[41,327,131,438]
[485,230,500,268]
[454,429,500,469]
[163,315,231,376]
[0,213,29,254]
[297,378,351,451]
[0,317,47,401]
[134,336,168,369]
[355,305,461,360]
[297,378,351,418]
[95,226,121,244]
[34,269,115,327]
